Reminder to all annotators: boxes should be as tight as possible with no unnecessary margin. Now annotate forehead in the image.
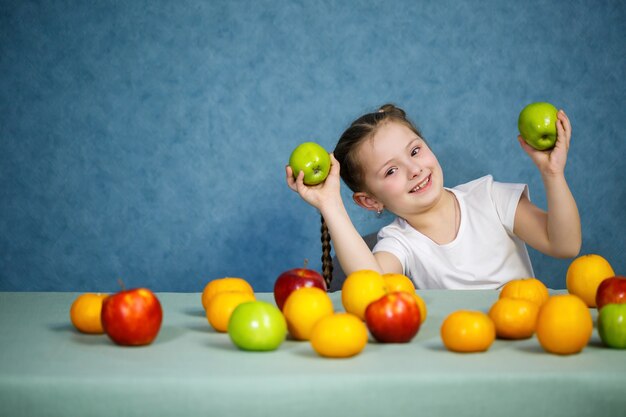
[357,121,419,163]
[373,121,417,143]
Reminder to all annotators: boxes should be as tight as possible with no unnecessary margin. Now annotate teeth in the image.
[411,176,430,193]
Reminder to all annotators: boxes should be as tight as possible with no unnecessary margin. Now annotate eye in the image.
[411,146,420,157]
[385,167,397,177]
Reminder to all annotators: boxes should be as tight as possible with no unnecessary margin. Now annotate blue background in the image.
[1,0,625,292]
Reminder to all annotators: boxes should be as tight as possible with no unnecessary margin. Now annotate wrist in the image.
[319,198,347,219]
[541,172,570,197]
[540,170,566,183]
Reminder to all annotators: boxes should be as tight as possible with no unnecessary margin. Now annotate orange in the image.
[201,277,254,310]
[413,293,428,323]
[499,278,549,307]
[383,273,416,294]
[283,287,334,340]
[566,254,615,307]
[341,270,387,320]
[206,291,256,332]
[488,297,539,339]
[310,313,368,358]
[440,310,495,353]
[536,294,593,355]
[70,293,108,334]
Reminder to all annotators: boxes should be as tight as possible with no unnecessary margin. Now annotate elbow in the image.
[554,249,580,259]
[552,241,582,259]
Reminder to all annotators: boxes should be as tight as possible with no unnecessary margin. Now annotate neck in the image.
[404,190,459,244]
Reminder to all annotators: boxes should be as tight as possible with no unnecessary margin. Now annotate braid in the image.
[320,214,333,291]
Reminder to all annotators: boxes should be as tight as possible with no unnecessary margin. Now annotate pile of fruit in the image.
[197,266,428,357]
[568,255,625,349]
[193,252,625,358]
[439,254,625,355]
[69,285,162,346]
[68,254,624,356]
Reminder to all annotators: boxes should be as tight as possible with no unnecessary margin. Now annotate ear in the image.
[353,192,383,212]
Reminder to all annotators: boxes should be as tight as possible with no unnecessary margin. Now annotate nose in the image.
[408,162,422,179]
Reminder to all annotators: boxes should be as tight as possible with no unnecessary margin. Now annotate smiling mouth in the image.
[409,175,431,193]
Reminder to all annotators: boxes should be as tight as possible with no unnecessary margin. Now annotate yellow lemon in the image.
[488,297,540,339]
[441,310,496,353]
[499,278,549,307]
[201,277,254,311]
[341,270,387,320]
[536,294,593,355]
[413,293,428,323]
[283,287,334,340]
[70,293,108,334]
[206,291,256,332]
[310,313,368,358]
[566,254,615,307]
[383,273,416,294]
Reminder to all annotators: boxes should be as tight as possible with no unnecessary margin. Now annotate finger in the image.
[557,110,571,132]
[329,153,340,176]
[556,116,564,137]
[294,169,308,193]
[285,165,299,191]
[555,113,570,150]
[554,122,567,154]
[558,110,572,144]
[517,135,535,156]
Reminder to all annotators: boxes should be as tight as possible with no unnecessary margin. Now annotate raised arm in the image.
[286,153,402,275]
[513,110,582,258]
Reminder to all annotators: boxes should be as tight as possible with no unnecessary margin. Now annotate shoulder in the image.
[452,175,494,193]
[453,175,528,201]
[454,176,528,232]
[377,217,410,238]
[375,217,420,253]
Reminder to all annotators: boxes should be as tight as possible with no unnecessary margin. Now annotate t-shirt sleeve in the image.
[490,179,529,234]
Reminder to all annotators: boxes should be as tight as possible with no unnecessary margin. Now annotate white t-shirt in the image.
[373,175,534,289]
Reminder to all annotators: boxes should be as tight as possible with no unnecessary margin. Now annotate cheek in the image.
[431,158,443,180]
[366,174,407,199]
[425,153,441,169]
[421,154,441,175]
[382,177,406,196]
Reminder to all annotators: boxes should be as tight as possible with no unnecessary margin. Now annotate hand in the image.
[285,153,343,211]
[518,110,572,177]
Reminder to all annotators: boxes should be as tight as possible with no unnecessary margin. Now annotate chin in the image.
[410,178,445,208]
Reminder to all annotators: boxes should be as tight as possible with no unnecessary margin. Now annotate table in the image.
[1,290,624,417]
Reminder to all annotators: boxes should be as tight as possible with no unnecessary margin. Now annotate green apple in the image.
[598,303,626,349]
[517,102,559,150]
[228,301,287,351]
[289,142,331,185]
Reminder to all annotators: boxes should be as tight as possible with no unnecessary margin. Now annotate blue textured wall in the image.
[1,0,625,292]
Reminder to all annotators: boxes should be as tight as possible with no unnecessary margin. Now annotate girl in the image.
[286,104,581,290]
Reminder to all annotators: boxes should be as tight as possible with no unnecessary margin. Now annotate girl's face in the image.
[355,121,444,217]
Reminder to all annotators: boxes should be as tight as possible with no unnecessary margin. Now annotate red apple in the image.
[101,288,163,346]
[596,276,626,310]
[274,266,327,311]
[365,292,421,343]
